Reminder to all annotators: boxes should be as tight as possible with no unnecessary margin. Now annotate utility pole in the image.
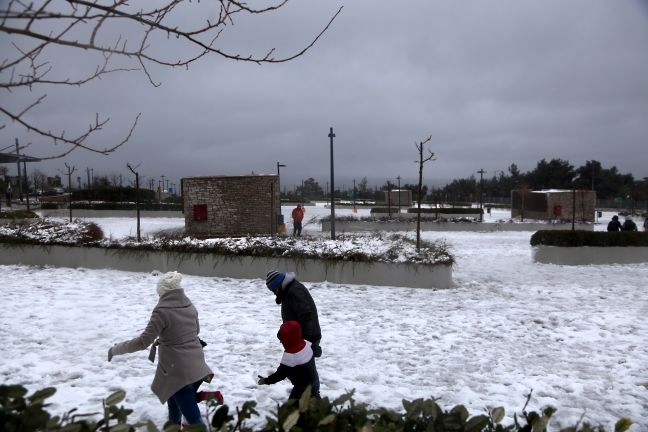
[62,163,76,222]
[477,168,486,222]
[86,168,92,204]
[329,127,336,239]
[15,139,23,203]
[127,163,142,241]
[23,159,30,211]
[397,175,401,214]
[387,179,392,217]
[353,178,357,212]
[572,187,576,231]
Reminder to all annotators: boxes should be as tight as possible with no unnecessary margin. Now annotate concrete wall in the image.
[0,244,453,289]
[322,220,595,232]
[532,245,648,265]
[182,175,280,237]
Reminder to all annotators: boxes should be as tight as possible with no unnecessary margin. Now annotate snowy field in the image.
[1,206,647,430]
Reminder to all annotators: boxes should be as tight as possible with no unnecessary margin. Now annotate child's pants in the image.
[167,381,204,427]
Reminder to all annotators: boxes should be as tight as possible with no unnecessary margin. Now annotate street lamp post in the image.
[397,175,401,214]
[329,127,336,239]
[477,169,486,222]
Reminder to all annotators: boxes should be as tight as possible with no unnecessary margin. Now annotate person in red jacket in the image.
[291,203,305,236]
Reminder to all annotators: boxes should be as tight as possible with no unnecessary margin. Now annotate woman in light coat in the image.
[108,271,213,428]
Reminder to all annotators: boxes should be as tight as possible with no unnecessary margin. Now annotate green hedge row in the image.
[406,207,484,215]
[1,384,631,432]
[41,202,182,211]
[530,230,648,247]
[0,210,39,219]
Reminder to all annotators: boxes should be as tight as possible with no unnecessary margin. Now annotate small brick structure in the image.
[182,175,280,237]
[511,189,596,222]
[383,189,413,207]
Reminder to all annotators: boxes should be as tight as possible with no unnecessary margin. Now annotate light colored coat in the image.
[111,289,213,403]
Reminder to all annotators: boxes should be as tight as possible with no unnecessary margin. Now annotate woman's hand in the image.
[257,375,267,385]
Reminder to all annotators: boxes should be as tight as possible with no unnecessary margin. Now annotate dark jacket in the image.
[277,278,321,345]
[622,220,637,231]
[607,219,622,232]
[264,343,319,399]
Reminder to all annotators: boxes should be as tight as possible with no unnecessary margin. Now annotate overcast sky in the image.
[3,0,648,190]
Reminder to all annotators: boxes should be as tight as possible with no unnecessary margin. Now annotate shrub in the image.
[69,202,183,211]
[530,230,648,247]
[80,222,105,243]
[370,207,400,214]
[40,202,60,209]
[406,207,484,215]
[0,384,632,432]
[0,210,39,219]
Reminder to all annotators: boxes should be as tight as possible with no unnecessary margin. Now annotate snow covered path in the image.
[1,222,647,430]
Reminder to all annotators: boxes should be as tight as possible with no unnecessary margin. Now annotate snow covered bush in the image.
[0,219,103,245]
[0,219,453,265]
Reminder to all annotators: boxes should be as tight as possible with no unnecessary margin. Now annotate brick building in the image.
[182,175,281,237]
[511,189,596,222]
[383,189,413,207]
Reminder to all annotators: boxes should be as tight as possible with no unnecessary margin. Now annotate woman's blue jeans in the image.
[167,382,204,426]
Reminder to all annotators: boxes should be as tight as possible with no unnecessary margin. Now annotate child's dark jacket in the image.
[265,341,317,399]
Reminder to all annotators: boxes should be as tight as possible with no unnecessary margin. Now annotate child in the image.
[257,320,320,399]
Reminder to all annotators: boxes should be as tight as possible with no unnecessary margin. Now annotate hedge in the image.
[0,210,39,219]
[406,207,484,215]
[68,202,183,211]
[530,230,648,247]
[0,384,632,432]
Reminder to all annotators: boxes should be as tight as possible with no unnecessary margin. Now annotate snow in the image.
[1,206,646,430]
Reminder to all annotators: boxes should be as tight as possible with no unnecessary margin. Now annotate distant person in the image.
[108,271,216,429]
[5,183,11,207]
[607,215,622,232]
[644,217,648,232]
[265,270,322,396]
[622,216,638,232]
[291,203,305,236]
[257,320,320,399]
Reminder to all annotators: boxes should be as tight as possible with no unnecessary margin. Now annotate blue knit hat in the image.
[266,270,285,291]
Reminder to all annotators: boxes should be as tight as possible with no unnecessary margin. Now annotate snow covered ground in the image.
[1,206,647,430]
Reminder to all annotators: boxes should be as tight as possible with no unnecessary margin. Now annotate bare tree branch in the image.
[1,1,342,159]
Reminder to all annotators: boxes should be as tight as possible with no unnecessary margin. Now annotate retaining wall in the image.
[322,221,595,232]
[532,245,648,265]
[0,244,452,289]
[38,209,184,218]
[372,213,482,220]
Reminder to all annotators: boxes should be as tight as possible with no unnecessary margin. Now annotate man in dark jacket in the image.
[266,270,321,395]
[607,215,622,232]
[622,216,638,231]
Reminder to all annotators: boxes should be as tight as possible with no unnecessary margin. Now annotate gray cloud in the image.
[3,0,648,189]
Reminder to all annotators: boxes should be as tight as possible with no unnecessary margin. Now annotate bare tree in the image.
[415,135,434,250]
[1,1,342,159]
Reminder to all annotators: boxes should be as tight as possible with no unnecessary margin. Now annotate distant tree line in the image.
[280,159,647,206]
[438,159,647,203]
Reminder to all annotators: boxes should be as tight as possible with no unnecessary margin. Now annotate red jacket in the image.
[292,206,304,223]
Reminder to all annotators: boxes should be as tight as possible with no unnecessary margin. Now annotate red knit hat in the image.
[279,320,306,353]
